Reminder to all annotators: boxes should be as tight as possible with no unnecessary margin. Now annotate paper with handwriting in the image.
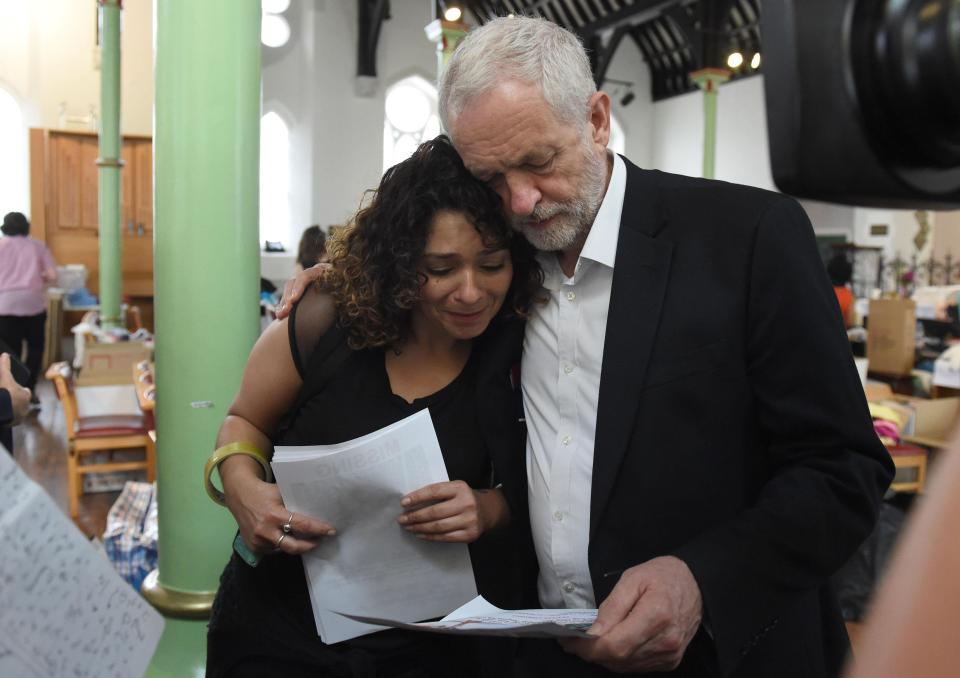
[0,446,164,677]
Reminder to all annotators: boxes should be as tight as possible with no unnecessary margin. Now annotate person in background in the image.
[0,353,31,454]
[294,224,327,274]
[828,253,856,328]
[0,212,57,402]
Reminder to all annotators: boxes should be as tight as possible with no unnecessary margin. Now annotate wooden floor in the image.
[11,380,117,538]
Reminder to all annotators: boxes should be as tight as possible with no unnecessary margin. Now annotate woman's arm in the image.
[397,481,511,542]
[844,439,960,678]
[217,318,335,555]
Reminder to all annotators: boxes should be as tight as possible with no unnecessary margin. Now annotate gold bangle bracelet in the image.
[203,442,272,506]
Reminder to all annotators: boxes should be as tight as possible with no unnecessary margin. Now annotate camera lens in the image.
[850,0,960,191]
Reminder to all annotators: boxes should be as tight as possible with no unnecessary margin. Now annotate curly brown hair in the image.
[321,135,542,350]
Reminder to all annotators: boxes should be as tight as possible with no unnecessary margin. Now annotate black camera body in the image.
[762,0,960,209]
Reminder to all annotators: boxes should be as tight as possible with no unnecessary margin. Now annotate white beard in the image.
[512,144,608,252]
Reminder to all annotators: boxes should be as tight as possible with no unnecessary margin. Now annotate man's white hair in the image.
[439,16,597,130]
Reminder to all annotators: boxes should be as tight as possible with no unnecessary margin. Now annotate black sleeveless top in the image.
[208,292,529,676]
[280,322,492,490]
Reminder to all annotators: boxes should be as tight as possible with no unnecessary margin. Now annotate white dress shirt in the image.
[523,153,627,609]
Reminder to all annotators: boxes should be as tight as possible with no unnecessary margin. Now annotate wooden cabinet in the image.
[30,129,154,297]
[120,139,153,296]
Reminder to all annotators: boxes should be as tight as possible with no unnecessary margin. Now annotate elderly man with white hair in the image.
[281,16,892,678]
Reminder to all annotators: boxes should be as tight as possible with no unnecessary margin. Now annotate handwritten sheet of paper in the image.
[338,594,597,638]
[0,446,164,678]
[272,409,478,644]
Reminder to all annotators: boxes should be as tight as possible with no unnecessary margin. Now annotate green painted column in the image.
[144,0,261,635]
[425,18,468,80]
[690,68,730,180]
[97,0,122,329]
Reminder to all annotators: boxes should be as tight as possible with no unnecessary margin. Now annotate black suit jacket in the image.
[525,160,893,678]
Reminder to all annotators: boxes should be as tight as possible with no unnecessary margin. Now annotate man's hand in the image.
[560,556,703,673]
[0,354,31,425]
[275,263,329,319]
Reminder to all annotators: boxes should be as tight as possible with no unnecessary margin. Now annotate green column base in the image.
[145,616,207,678]
[142,569,216,619]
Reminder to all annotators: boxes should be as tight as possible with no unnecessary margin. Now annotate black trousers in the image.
[0,312,46,392]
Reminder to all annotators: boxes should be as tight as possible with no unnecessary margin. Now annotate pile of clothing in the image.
[103,481,158,591]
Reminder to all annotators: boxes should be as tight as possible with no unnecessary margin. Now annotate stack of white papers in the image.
[0,446,164,678]
[272,410,478,644]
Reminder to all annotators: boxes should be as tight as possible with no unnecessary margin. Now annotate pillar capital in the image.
[690,67,731,92]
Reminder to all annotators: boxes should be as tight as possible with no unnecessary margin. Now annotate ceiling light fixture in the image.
[437,2,463,22]
[751,52,761,69]
[727,51,744,68]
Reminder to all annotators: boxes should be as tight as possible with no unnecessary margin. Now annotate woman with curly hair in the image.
[206,135,541,677]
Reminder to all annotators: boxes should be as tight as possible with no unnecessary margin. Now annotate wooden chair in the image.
[887,443,928,494]
[45,362,156,518]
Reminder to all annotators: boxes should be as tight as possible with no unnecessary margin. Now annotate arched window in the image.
[383,75,440,173]
[609,112,626,155]
[0,87,27,217]
[259,111,291,247]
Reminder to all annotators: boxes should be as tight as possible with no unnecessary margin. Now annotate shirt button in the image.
[563,582,576,593]
[566,291,576,301]
[563,364,574,374]
[553,510,563,522]
[561,436,571,446]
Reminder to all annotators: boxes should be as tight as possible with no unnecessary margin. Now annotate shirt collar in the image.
[538,152,627,289]
[580,152,626,269]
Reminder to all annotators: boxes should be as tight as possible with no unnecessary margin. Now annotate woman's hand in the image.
[397,481,509,543]
[221,455,336,555]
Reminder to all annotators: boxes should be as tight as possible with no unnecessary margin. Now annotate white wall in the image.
[650,75,775,191]
[262,1,316,249]
[307,1,436,235]
[0,0,152,216]
[800,199,856,240]
[853,208,934,261]
[0,0,153,135]
[605,36,653,169]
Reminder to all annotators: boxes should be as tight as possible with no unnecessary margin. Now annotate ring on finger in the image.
[282,512,295,534]
[275,533,287,550]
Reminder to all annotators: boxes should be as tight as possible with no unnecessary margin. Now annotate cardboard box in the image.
[867,299,916,376]
[889,396,960,448]
[864,381,894,402]
[864,377,960,449]
[77,341,152,387]
[899,396,960,449]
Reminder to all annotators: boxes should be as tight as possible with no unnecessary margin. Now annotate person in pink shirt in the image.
[0,212,56,397]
